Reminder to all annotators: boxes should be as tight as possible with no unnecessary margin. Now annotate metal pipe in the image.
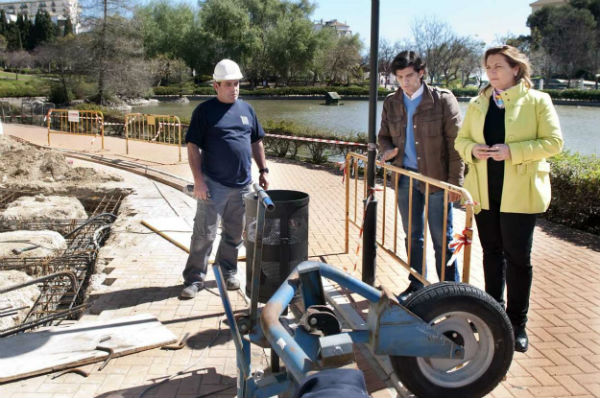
[249,183,275,328]
[0,271,78,295]
[319,262,382,303]
[260,269,314,384]
[363,0,380,285]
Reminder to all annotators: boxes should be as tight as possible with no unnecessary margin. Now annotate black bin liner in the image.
[244,190,309,303]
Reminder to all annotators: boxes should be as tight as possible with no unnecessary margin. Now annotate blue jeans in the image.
[397,175,459,287]
[183,175,250,285]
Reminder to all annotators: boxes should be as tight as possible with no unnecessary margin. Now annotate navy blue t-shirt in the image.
[185,98,265,187]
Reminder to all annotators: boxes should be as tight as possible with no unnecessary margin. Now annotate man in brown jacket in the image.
[378,50,464,301]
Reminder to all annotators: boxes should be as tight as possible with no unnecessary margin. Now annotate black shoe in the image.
[397,283,422,302]
[514,326,529,353]
[179,281,204,299]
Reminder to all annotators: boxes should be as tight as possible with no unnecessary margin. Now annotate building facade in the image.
[530,0,568,13]
[0,0,78,29]
[313,19,352,37]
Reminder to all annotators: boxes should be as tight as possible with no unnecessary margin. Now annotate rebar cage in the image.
[0,189,124,336]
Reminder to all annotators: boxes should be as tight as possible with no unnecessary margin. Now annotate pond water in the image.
[133,98,600,156]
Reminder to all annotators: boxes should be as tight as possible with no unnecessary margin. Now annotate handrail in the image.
[344,152,475,284]
[47,109,104,149]
[124,113,182,161]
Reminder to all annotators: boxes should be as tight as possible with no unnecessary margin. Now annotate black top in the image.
[185,98,265,187]
[483,99,505,209]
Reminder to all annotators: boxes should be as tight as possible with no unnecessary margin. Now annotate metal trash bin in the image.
[244,190,309,303]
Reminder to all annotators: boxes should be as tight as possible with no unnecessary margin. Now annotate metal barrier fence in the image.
[47,109,104,149]
[124,113,182,161]
[344,152,475,285]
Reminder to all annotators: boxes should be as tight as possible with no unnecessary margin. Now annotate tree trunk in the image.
[97,0,108,105]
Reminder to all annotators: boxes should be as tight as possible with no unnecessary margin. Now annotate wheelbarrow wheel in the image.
[390,282,514,398]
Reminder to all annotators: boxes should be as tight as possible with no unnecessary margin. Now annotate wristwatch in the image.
[259,168,269,174]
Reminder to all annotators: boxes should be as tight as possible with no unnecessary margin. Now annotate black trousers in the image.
[475,208,537,328]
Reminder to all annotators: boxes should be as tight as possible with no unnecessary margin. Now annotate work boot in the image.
[179,281,204,299]
[514,325,529,353]
[225,275,240,290]
[397,283,422,303]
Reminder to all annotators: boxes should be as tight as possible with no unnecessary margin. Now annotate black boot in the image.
[397,283,422,302]
[514,325,528,353]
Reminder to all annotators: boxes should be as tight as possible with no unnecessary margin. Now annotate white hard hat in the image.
[213,59,243,81]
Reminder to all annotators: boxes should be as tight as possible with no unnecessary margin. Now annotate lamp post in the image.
[362,0,379,286]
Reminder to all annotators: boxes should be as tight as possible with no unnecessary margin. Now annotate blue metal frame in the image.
[211,185,464,397]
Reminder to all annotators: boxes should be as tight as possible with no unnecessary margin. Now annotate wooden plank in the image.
[0,313,176,382]
[141,217,246,260]
[141,217,193,254]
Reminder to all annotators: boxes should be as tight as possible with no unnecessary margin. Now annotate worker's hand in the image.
[193,180,210,200]
[259,173,269,190]
[488,144,511,161]
[382,147,399,161]
[472,144,493,160]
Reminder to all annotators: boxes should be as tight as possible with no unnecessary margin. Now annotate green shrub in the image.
[542,89,600,101]
[193,86,215,95]
[261,119,366,164]
[547,152,600,234]
[452,88,479,98]
[48,83,73,105]
[0,79,49,97]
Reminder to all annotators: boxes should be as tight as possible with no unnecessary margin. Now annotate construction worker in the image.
[180,59,269,299]
[378,51,465,301]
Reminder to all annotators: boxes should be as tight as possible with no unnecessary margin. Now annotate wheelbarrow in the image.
[211,183,513,398]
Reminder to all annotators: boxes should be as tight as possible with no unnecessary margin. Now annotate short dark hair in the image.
[391,51,426,78]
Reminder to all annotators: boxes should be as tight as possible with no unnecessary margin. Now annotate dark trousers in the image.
[475,209,537,328]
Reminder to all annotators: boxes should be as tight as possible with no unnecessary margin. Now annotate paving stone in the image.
[1,124,599,398]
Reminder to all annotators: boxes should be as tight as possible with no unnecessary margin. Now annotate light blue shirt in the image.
[402,84,424,170]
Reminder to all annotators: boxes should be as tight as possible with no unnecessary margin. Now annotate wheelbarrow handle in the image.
[252,183,275,212]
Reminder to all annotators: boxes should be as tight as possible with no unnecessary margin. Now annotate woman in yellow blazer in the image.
[455,45,563,353]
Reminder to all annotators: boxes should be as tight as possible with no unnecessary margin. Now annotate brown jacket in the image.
[377,83,464,192]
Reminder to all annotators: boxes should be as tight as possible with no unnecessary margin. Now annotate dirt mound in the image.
[0,270,41,332]
[0,195,87,234]
[0,230,67,259]
[0,135,122,185]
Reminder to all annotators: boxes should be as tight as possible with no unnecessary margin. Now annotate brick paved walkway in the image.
[2,123,600,398]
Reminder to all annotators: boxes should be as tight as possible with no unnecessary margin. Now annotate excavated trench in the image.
[0,135,131,336]
[0,188,127,336]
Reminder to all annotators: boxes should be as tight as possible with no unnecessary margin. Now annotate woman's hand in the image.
[472,144,492,160]
[488,144,511,161]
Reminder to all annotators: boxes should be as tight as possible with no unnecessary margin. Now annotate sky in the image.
[146,0,534,47]
[311,0,533,47]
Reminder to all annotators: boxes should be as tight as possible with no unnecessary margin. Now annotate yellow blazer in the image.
[455,82,563,214]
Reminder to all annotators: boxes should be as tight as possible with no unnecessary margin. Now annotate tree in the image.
[30,10,57,49]
[0,10,8,38]
[265,6,318,85]
[198,0,252,70]
[528,4,597,81]
[569,0,600,78]
[319,33,362,85]
[134,1,195,60]
[63,18,73,36]
[35,34,92,103]
[149,54,191,86]
[410,16,482,86]
[5,50,32,79]
[242,0,285,86]
[378,38,399,88]
[81,0,147,103]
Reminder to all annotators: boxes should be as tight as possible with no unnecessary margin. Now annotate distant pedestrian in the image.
[455,45,563,352]
[378,50,465,302]
[180,59,269,299]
